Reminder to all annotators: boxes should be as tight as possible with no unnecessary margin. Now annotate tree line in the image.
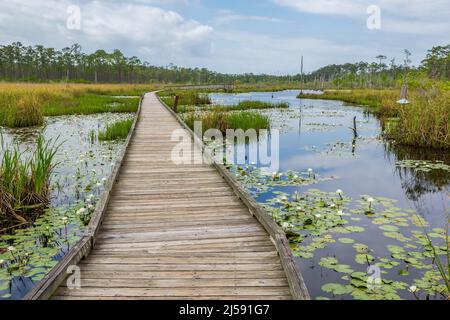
[305,46,450,88]
[0,42,294,84]
[0,42,448,86]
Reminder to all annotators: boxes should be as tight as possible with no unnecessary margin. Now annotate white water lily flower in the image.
[88,194,94,199]
[86,198,91,203]
[409,286,418,293]
[76,208,87,215]
[308,168,313,172]
[7,246,15,252]
[91,169,97,173]
[102,177,108,182]
[0,259,4,264]
[330,204,336,208]
[367,197,374,203]
[315,214,322,218]
[62,216,69,223]
[336,189,343,195]
[96,182,102,187]
[281,196,288,201]
[337,210,344,216]
[281,222,291,229]
[88,205,94,210]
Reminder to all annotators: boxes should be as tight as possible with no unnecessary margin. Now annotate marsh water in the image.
[210,90,450,300]
[0,112,133,299]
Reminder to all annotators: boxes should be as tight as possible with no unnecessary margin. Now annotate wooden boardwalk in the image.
[50,92,298,300]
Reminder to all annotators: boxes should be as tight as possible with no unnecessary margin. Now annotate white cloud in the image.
[273,0,450,35]
[272,0,367,16]
[0,0,213,61]
[215,10,289,24]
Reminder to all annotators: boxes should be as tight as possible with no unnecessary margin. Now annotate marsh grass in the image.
[386,90,450,149]
[158,90,211,107]
[298,89,401,116]
[0,83,145,128]
[98,119,134,141]
[0,135,59,227]
[173,100,289,114]
[43,94,139,116]
[300,88,450,149]
[184,111,270,134]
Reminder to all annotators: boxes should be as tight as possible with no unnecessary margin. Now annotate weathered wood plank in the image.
[28,92,308,301]
[54,287,291,297]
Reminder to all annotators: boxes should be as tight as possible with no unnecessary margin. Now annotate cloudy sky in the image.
[0,0,449,74]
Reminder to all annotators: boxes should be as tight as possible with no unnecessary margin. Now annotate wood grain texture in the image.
[40,92,304,300]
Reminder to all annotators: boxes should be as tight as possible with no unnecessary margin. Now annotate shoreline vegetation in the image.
[157,90,274,133]
[0,83,151,128]
[298,88,450,149]
[98,118,134,141]
[0,136,58,228]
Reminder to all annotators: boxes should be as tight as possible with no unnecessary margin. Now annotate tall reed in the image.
[0,136,59,226]
[386,90,450,149]
[98,119,134,141]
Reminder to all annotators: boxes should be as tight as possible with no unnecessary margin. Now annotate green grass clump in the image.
[184,111,270,134]
[0,136,59,227]
[98,119,134,141]
[235,100,289,110]
[299,88,450,149]
[158,90,211,107]
[175,100,289,113]
[298,89,401,117]
[0,91,51,128]
[386,90,450,149]
[43,94,139,116]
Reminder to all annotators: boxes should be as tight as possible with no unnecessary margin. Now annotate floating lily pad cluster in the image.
[0,113,131,299]
[228,164,336,196]
[395,160,450,173]
[0,202,93,298]
[261,190,449,300]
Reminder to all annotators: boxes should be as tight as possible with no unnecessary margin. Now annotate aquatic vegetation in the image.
[385,90,450,149]
[177,101,290,113]
[158,90,211,108]
[183,111,270,134]
[0,83,143,128]
[299,88,450,149]
[212,90,450,300]
[0,136,59,227]
[395,160,450,173]
[229,100,289,110]
[43,94,140,117]
[0,202,95,298]
[98,119,134,141]
[0,112,130,299]
[229,164,336,196]
[298,89,401,117]
[261,189,450,300]
[0,91,44,128]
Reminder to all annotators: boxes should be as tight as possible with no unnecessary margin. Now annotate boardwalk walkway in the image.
[51,93,293,300]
